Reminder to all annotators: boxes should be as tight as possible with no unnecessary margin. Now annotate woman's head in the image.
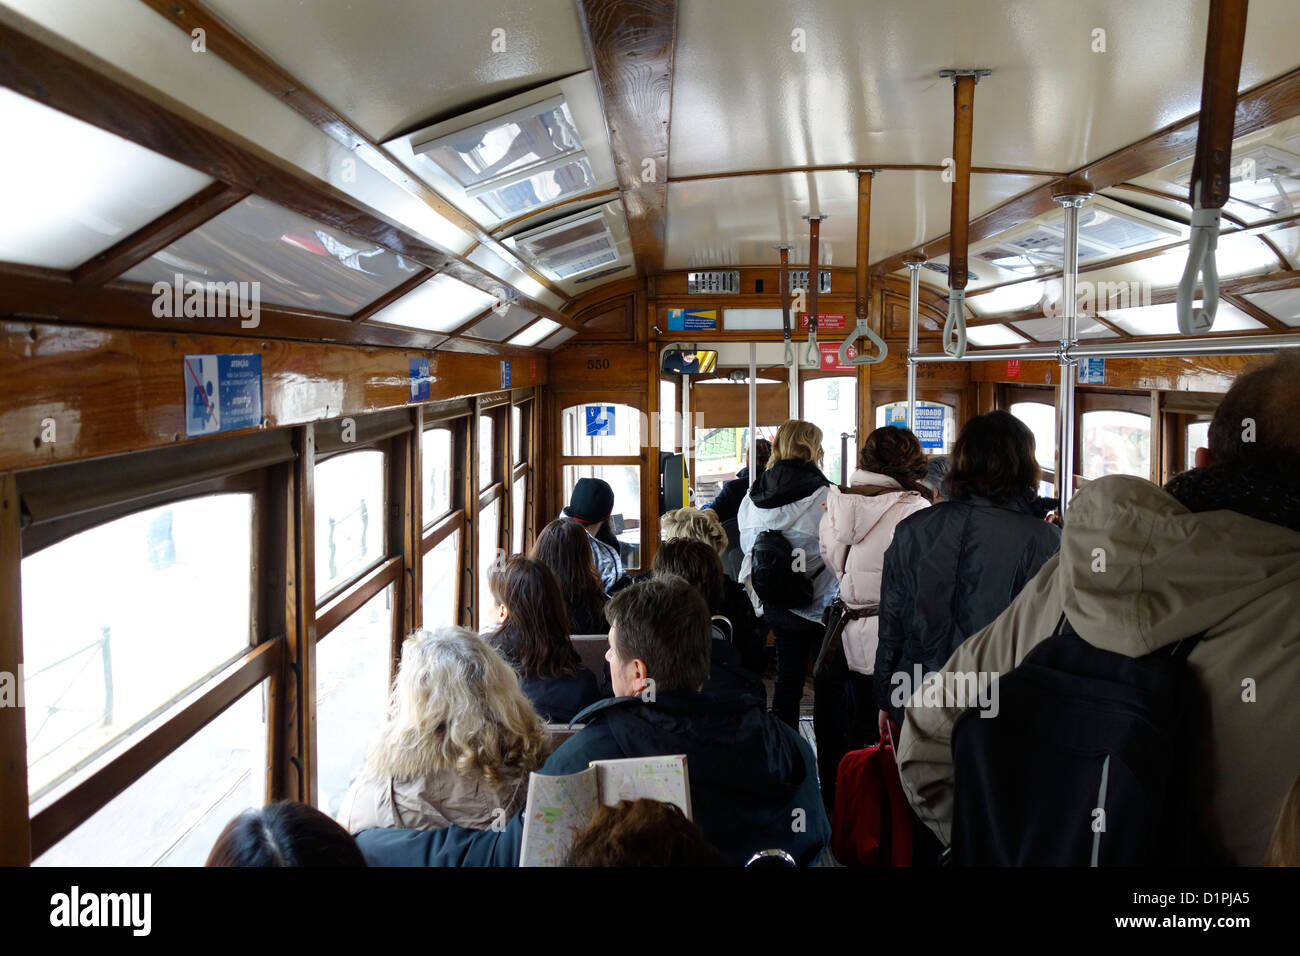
[945,410,1040,504]
[769,419,823,467]
[532,517,608,609]
[751,437,772,476]
[367,627,547,784]
[206,802,366,867]
[566,798,728,866]
[858,427,929,491]
[652,537,725,612]
[661,506,728,558]
[489,555,581,679]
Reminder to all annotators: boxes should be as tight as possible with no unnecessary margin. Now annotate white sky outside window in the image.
[0,88,213,269]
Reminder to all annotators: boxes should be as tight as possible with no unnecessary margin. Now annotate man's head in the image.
[1197,353,1300,469]
[564,477,615,536]
[604,574,711,697]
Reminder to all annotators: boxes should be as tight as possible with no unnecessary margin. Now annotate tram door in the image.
[801,376,857,484]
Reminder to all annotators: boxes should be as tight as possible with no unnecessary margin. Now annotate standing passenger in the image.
[875,411,1060,730]
[532,518,610,634]
[738,420,836,728]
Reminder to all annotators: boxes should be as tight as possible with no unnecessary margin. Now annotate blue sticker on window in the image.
[184,354,262,438]
[585,405,616,437]
[1077,357,1105,385]
[913,405,946,450]
[501,360,512,389]
[410,358,431,402]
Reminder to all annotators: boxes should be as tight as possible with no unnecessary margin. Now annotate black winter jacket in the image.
[874,495,1060,724]
[355,690,830,867]
[519,666,603,725]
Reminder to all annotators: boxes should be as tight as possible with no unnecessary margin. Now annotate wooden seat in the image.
[570,634,610,677]
[542,723,586,759]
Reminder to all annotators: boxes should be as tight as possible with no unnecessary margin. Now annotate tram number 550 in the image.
[586,358,610,371]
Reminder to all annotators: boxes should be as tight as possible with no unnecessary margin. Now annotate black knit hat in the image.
[564,477,615,524]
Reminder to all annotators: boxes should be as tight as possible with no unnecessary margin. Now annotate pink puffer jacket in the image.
[818,471,931,675]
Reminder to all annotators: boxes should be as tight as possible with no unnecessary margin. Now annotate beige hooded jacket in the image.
[338,764,529,835]
[897,474,1300,865]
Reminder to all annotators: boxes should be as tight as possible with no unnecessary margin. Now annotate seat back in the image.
[542,723,586,759]
[569,634,610,678]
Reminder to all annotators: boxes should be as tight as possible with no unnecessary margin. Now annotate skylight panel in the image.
[509,318,561,347]
[1101,300,1262,336]
[964,324,1029,347]
[369,273,495,332]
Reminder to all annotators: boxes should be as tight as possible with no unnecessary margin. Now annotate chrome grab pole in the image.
[1052,183,1094,507]
[903,256,926,431]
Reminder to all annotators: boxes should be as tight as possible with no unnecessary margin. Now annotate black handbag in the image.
[813,598,878,681]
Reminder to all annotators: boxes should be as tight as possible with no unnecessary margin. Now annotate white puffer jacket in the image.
[818,470,931,674]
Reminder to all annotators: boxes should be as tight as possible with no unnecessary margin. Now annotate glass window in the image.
[1186,420,1211,472]
[315,450,386,601]
[562,465,640,570]
[513,475,527,554]
[561,403,643,456]
[1010,401,1057,471]
[467,305,535,341]
[121,196,421,316]
[479,414,495,487]
[34,681,267,867]
[369,273,495,333]
[509,319,560,347]
[1081,410,1151,480]
[422,428,452,526]
[513,404,527,465]
[422,532,460,631]
[316,585,394,819]
[874,401,957,455]
[479,500,501,621]
[21,495,253,797]
[0,89,215,270]
[691,425,778,505]
[660,380,679,453]
[541,327,578,350]
[803,377,857,482]
[419,97,584,189]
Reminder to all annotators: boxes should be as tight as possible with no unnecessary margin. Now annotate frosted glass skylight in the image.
[370,273,496,332]
[509,318,560,347]
[1101,300,1262,336]
[964,324,1028,347]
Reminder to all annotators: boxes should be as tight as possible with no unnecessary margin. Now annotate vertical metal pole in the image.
[789,356,800,420]
[840,433,850,485]
[904,256,925,431]
[748,343,757,482]
[1053,184,1093,506]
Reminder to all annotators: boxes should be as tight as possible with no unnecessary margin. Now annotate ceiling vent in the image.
[688,271,741,294]
[514,210,618,279]
[922,261,982,283]
[1174,143,1300,216]
[977,205,1178,275]
[788,270,832,293]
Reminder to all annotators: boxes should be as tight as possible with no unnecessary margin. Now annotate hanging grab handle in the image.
[1177,184,1222,335]
[805,327,820,367]
[840,318,889,365]
[943,289,967,357]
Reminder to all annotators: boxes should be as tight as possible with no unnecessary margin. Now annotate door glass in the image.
[875,401,957,456]
[1186,420,1211,472]
[1010,401,1057,470]
[561,465,640,570]
[423,531,459,631]
[561,403,642,456]
[803,377,856,482]
[690,425,778,504]
[1081,410,1151,480]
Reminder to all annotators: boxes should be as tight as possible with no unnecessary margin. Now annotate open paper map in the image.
[519,754,691,867]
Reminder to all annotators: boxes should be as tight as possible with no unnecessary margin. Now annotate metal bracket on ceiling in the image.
[939,69,993,84]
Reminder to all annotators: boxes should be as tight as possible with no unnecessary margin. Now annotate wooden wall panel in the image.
[0,322,548,473]
[575,297,635,341]
[694,383,789,428]
[971,354,1255,392]
[547,342,648,391]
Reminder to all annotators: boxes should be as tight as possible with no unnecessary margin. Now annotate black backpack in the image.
[750,529,818,609]
[950,615,1214,866]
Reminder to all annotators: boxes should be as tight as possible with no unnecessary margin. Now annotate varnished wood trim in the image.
[315,555,402,640]
[421,510,465,553]
[0,474,30,865]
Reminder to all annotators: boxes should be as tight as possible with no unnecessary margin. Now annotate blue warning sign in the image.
[1077,357,1105,385]
[585,405,616,437]
[184,354,262,438]
[500,360,512,389]
[913,405,946,450]
[667,308,717,331]
[410,358,431,401]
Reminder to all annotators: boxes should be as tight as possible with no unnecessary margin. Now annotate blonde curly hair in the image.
[661,506,728,557]
[365,627,547,786]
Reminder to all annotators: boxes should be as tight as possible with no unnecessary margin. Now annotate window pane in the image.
[561,403,643,456]
[121,196,421,316]
[422,428,452,526]
[317,585,394,819]
[1010,401,1057,470]
[691,425,778,505]
[423,531,460,631]
[802,377,857,482]
[479,499,500,620]
[315,450,386,601]
[513,475,527,554]
[562,465,640,570]
[1186,420,1211,471]
[34,680,267,867]
[513,404,526,465]
[660,381,679,453]
[874,401,957,455]
[1081,410,1151,480]
[479,414,495,488]
[22,495,252,797]
[369,273,495,334]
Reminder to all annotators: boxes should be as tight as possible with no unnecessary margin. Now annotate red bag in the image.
[831,725,914,866]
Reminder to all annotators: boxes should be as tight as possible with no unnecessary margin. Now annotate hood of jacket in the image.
[571,691,808,803]
[1060,473,1300,655]
[750,459,830,509]
[822,471,929,548]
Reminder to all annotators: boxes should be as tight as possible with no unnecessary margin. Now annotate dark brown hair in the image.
[945,410,1040,505]
[531,517,608,628]
[652,538,725,613]
[1207,353,1300,467]
[206,802,366,867]
[489,556,581,679]
[606,574,711,694]
[566,799,728,867]
[858,426,930,494]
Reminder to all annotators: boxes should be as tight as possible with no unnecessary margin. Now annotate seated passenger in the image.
[738,419,837,728]
[661,506,765,674]
[874,411,1060,730]
[566,798,728,867]
[206,802,366,867]
[651,538,766,705]
[337,627,546,834]
[560,477,630,595]
[486,555,603,724]
[898,354,1300,865]
[703,437,772,524]
[815,426,931,811]
[354,575,830,867]
[532,517,610,635]
[920,454,950,502]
